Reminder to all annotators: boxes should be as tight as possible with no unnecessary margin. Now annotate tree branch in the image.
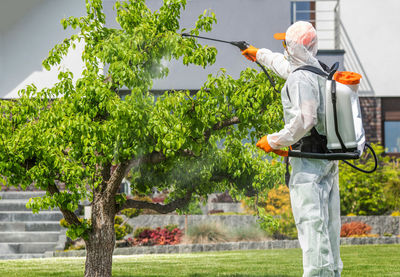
[119,190,193,214]
[124,151,166,175]
[104,162,129,197]
[204,116,240,142]
[47,183,82,226]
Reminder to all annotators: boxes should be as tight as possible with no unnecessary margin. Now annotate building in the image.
[0,0,399,155]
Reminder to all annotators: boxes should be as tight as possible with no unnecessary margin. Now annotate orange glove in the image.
[272,149,288,157]
[241,45,258,62]
[256,136,273,153]
[256,136,289,157]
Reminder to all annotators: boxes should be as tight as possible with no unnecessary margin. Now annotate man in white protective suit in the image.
[242,21,343,277]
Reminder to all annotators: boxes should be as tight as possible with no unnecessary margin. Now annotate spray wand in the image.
[181,33,279,93]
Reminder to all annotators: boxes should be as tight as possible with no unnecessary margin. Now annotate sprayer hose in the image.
[342,143,378,173]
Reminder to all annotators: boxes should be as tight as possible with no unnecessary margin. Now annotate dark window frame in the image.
[382,97,400,157]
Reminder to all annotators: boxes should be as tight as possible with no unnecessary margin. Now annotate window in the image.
[291,1,315,25]
[382,97,400,154]
[384,121,400,153]
[290,1,340,49]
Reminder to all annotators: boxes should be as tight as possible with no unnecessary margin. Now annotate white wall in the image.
[340,0,400,97]
[315,1,338,50]
[0,0,86,99]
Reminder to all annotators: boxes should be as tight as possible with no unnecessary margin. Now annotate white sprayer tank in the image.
[325,71,365,153]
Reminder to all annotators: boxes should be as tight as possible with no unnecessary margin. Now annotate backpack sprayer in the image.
[181,33,377,173]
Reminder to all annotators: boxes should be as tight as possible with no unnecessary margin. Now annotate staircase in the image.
[0,191,65,259]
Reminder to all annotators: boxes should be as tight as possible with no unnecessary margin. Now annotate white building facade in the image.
[0,0,399,154]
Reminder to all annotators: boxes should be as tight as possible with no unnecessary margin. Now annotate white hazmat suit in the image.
[256,21,343,276]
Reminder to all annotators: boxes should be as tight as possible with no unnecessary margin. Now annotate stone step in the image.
[0,222,62,232]
[0,242,58,254]
[0,232,60,243]
[0,191,46,200]
[0,200,59,212]
[0,211,63,222]
[0,253,45,260]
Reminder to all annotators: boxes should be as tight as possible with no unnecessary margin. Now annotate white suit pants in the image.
[289,157,343,277]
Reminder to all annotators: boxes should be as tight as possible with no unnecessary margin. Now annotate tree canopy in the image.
[0,0,285,245]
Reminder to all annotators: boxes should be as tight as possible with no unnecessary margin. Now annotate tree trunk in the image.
[84,196,116,277]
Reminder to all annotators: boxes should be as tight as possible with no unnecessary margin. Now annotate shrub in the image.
[339,144,400,215]
[391,211,400,217]
[59,218,69,228]
[264,185,291,216]
[134,227,152,238]
[270,212,297,240]
[61,215,133,240]
[114,215,124,225]
[243,185,297,240]
[115,224,129,240]
[59,217,90,228]
[130,227,182,246]
[340,221,372,237]
[164,224,179,232]
[114,215,133,240]
[120,208,141,218]
[186,201,203,215]
[185,222,229,244]
[383,159,400,212]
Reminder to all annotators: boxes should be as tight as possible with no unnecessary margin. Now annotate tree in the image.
[0,0,284,276]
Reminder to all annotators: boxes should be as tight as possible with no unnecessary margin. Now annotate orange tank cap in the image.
[333,71,362,85]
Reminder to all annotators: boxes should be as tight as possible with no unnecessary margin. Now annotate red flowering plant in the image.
[340,221,376,237]
[128,226,183,246]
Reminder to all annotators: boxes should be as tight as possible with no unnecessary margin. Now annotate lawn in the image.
[0,245,399,276]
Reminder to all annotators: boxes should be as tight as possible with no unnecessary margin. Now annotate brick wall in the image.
[359,97,382,144]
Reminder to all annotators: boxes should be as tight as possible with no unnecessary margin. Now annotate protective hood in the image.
[285,21,319,68]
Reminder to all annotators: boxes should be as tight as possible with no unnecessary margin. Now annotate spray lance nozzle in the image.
[181,33,278,92]
[181,33,248,51]
[229,41,250,51]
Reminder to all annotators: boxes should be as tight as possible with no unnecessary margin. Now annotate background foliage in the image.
[339,144,400,215]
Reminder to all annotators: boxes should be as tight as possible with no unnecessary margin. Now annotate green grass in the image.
[0,245,399,276]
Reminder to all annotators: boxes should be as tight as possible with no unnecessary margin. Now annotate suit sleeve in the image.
[256,48,291,80]
[266,77,319,149]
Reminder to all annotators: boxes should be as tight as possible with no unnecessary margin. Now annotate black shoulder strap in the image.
[286,65,327,103]
[293,65,328,78]
[318,60,330,73]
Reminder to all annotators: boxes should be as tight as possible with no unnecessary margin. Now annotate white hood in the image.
[284,21,319,68]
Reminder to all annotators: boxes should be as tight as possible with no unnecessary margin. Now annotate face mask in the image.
[284,49,291,62]
[284,43,316,67]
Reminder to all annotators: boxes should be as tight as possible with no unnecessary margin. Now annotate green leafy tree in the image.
[0,0,284,276]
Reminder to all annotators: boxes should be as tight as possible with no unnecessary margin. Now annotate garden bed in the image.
[127,215,400,236]
[49,236,400,258]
